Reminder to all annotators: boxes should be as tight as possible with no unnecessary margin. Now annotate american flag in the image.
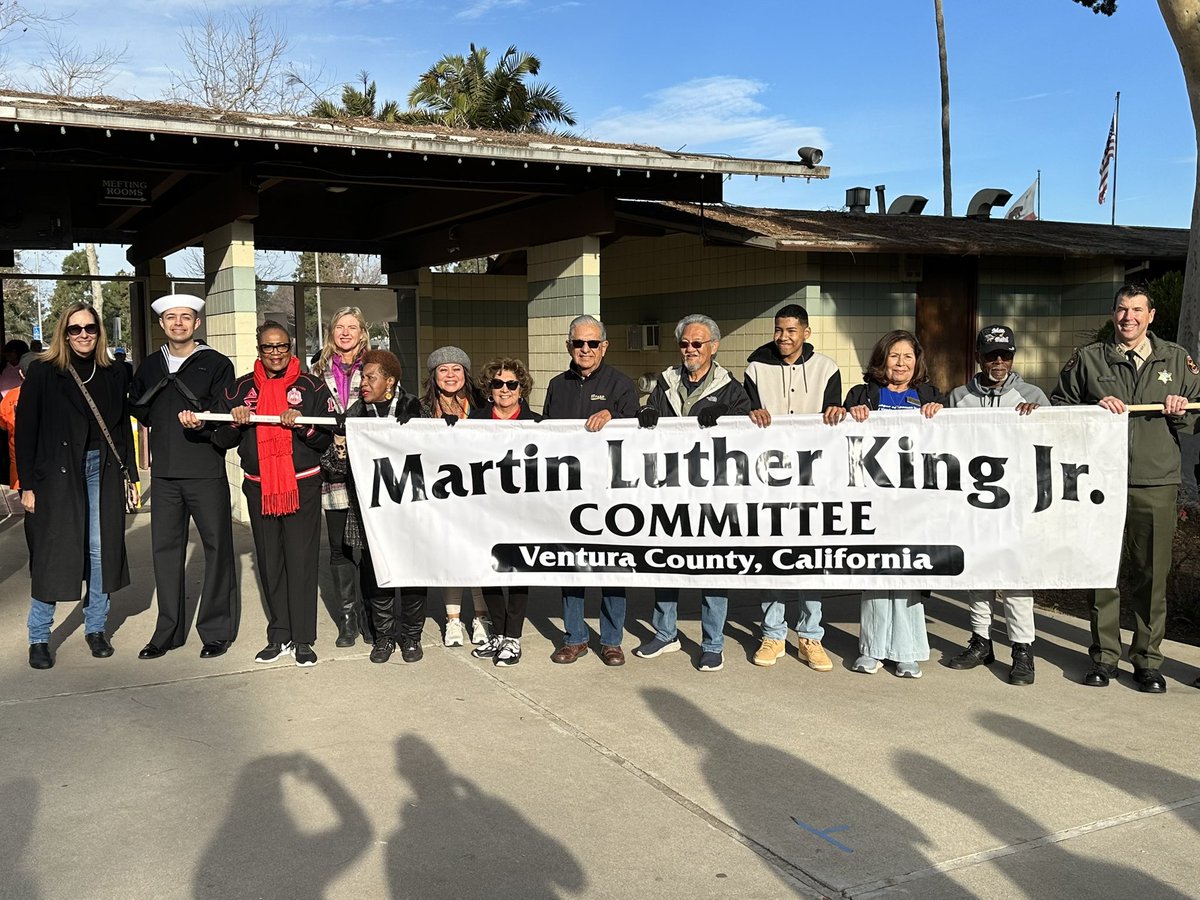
[1098,112,1116,205]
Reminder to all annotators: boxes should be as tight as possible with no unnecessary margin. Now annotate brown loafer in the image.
[600,645,625,667]
[551,642,589,664]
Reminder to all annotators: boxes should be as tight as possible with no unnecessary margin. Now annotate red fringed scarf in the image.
[254,356,301,516]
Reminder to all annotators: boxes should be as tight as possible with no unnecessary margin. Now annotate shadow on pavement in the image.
[386,733,586,899]
[897,751,1192,898]
[642,687,948,897]
[0,776,43,900]
[978,711,1200,835]
[192,753,370,899]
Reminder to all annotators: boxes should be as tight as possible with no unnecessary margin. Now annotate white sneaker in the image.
[444,619,465,647]
[494,638,522,667]
[471,617,491,646]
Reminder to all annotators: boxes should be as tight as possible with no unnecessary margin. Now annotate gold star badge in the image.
[1158,370,1173,384]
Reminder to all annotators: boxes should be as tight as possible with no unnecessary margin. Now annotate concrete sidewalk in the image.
[1,495,1198,899]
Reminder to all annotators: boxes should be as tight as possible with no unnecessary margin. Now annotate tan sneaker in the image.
[752,637,787,667]
[797,637,833,672]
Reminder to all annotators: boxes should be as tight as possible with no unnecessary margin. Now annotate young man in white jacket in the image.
[744,304,841,672]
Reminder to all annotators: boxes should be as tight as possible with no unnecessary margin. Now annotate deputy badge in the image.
[1063,348,1080,372]
[1158,370,1173,384]
[1188,355,1199,375]
[286,387,302,406]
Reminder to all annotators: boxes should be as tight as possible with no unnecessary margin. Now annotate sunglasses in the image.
[570,339,602,349]
[982,350,1015,361]
[66,323,100,336]
[679,340,712,350]
[490,378,520,391]
[258,343,291,354]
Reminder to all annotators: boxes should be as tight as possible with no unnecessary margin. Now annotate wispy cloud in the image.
[589,76,826,162]
[456,0,528,20]
[1008,89,1074,103]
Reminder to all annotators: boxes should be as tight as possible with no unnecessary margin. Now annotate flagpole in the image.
[1036,169,1040,219]
[1111,91,1120,226]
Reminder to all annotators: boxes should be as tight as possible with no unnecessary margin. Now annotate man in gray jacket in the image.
[946,324,1048,685]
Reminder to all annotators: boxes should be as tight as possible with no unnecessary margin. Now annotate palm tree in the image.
[400,44,575,133]
[307,71,400,122]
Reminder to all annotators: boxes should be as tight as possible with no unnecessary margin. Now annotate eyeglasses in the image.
[258,343,291,354]
[570,339,602,349]
[679,340,712,350]
[490,378,520,390]
[982,350,1015,361]
[66,323,100,336]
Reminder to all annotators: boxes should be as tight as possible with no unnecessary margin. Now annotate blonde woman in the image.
[311,307,371,647]
[420,346,490,647]
[17,302,138,669]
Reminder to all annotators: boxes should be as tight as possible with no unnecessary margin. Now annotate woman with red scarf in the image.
[209,322,334,667]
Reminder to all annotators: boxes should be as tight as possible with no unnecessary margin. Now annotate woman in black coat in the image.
[16,301,139,670]
[341,349,427,666]
[468,357,542,668]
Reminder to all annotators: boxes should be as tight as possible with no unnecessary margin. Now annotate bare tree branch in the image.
[166,6,307,114]
[29,30,125,96]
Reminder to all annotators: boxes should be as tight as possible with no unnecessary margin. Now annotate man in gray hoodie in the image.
[946,324,1049,685]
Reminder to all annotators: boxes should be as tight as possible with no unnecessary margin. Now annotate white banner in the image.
[346,408,1129,590]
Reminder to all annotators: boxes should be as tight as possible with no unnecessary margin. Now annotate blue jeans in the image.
[562,588,626,646]
[652,588,727,653]
[28,449,109,643]
[761,590,824,641]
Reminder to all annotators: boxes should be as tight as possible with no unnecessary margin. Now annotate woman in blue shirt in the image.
[824,330,944,678]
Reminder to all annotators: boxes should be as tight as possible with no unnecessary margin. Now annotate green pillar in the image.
[527,237,601,410]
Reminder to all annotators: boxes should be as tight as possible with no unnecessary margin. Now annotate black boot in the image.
[1009,643,1035,685]
[398,587,428,662]
[948,634,994,669]
[365,588,397,663]
[330,563,360,648]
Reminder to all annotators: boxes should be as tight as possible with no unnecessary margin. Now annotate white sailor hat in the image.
[151,294,205,316]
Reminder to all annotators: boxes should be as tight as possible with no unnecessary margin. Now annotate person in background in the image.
[945,324,1048,686]
[310,307,371,648]
[341,349,427,665]
[745,304,840,673]
[419,346,490,648]
[824,329,943,679]
[0,339,29,396]
[114,348,134,383]
[0,352,36,489]
[200,321,333,668]
[468,357,541,667]
[17,302,138,669]
[543,315,639,667]
[634,314,751,673]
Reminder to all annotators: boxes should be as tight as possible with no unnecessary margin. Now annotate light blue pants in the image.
[652,588,727,653]
[859,591,928,663]
[760,589,824,641]
[562,589,626,646]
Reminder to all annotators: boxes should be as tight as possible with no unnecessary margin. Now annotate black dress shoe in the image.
[85,632,114,658]
[1083,662,1119,687]
[200,640,230,659]
[29,643,54,670]
[138,642,169,660]
[1133,667,1167,694]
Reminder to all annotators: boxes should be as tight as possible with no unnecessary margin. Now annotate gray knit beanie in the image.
[426,345,472,373]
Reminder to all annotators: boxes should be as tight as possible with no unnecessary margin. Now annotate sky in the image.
[2,0,1193,276]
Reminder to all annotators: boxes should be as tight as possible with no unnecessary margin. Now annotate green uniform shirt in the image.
[1050,332,1200,486]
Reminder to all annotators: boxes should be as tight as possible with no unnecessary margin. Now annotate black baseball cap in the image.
[976,324,1016,354]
